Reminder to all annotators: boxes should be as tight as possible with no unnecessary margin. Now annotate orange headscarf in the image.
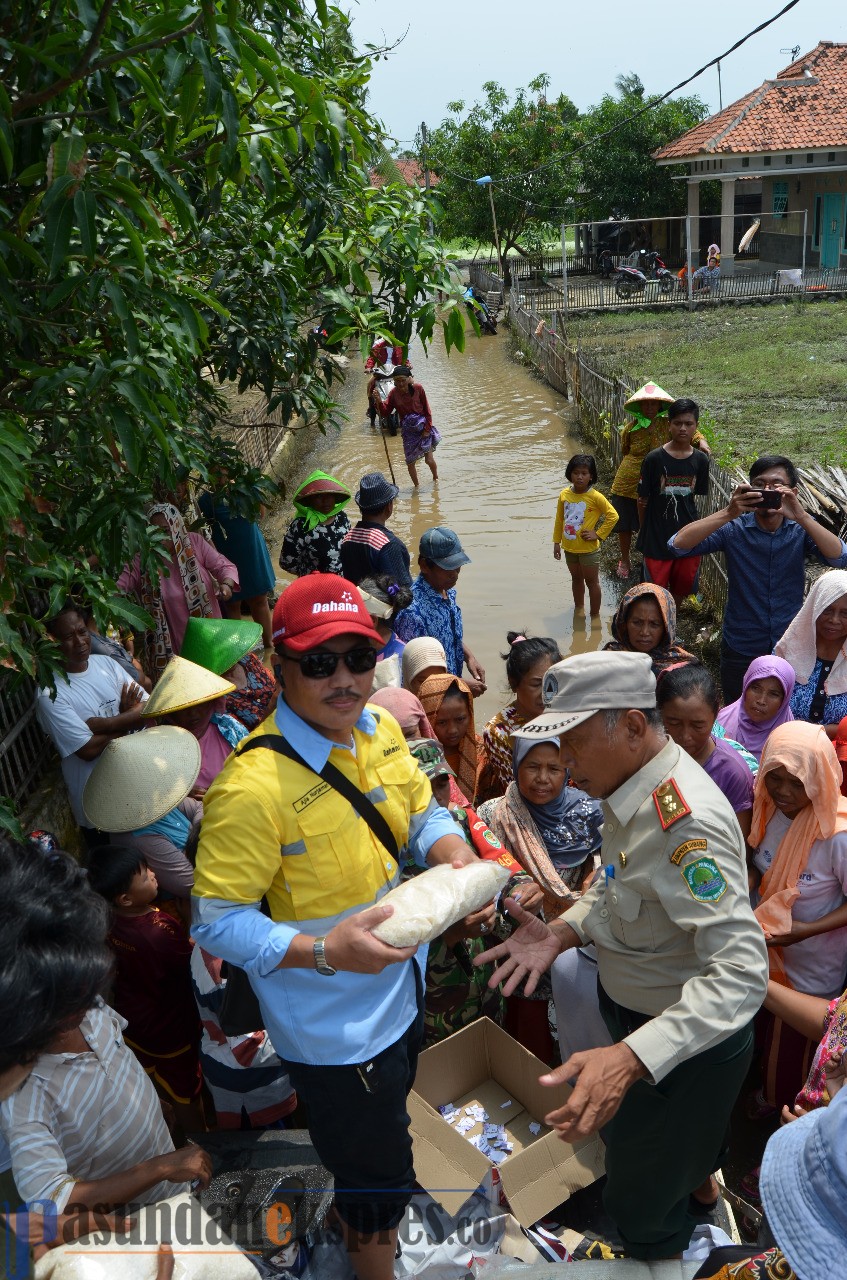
[418,673,478,802]
[751,722,847,982]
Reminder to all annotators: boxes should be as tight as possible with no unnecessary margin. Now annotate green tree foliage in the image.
[577,74,709,220]
[0,0,464,687]
[423,76,579,273]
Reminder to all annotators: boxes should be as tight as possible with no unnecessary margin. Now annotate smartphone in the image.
[357,1059,381,1094]
[757,490,782,510]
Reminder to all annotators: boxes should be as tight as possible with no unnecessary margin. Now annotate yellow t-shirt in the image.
[553,485,619,554]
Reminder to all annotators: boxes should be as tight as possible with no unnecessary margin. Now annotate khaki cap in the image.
[82,725,201,832]
[142,655,235,718]
[515,651,656,738]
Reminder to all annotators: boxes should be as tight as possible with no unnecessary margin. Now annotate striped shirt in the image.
[0,1001,187,1212]
[339,520,412,586]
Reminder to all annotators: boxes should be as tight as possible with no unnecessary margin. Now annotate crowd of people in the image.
[5,380,847,1279]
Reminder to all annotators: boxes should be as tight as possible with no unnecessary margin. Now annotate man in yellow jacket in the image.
[192,574,476,1280]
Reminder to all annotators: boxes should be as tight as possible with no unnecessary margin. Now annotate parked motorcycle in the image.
[464,285,498,335]
[371,369,399,435]
[613,250,675,300]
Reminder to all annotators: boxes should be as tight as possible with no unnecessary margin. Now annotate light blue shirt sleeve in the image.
[409,798,466,867]
[191,897,300,977]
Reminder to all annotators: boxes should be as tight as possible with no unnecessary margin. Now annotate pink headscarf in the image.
[715,656,795,761]
[368,687,434,740]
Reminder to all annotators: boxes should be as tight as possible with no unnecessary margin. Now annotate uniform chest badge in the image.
[652,778,691,830]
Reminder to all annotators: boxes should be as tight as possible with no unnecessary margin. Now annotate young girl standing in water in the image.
[553,454,618,616]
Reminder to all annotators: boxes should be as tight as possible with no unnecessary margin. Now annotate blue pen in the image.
[605,864,615,883]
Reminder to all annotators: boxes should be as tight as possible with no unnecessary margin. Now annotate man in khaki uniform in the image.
[478,650,768,1260]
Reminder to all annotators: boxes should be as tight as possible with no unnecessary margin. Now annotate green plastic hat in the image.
[180,617,263,676]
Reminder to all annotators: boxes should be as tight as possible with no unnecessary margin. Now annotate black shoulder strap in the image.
[238,734,399,862]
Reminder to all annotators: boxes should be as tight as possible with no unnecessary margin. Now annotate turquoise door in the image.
[821,194,844,268]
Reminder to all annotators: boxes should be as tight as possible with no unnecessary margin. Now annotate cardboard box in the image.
[409,1018,605,1227]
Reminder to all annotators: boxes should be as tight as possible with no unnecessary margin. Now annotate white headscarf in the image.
[775,569,847,697]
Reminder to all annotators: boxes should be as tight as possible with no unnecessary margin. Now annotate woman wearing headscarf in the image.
[117,503,239,681]
[750,722,847,1108]
[715,656,795,763]
[279,470,351,577]
[401,636,448,696]
[418,674,478,803]
[477,737,604,1063]
[367,687,435,742]
[603,582,695,676]
[775,569,847,737]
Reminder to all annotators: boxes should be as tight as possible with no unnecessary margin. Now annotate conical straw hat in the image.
[623,381,674,409]
[180,617,262,676]
[82,725,201,832]
[142,655,235,718]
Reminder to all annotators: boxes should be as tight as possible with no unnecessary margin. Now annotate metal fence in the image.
[504,290,730,618]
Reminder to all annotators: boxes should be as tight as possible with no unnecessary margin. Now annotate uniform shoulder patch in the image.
[681,856,727,903]
[670,837,708,866]
[652,778,692,830]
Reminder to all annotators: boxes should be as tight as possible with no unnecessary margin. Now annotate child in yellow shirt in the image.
[553,454,619,616]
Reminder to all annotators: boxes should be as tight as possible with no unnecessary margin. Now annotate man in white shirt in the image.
[35,605,148,847]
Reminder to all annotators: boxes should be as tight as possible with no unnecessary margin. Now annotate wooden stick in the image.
[381,423,397,484]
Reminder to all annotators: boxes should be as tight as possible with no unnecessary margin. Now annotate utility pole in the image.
[716,59,723,110]
[420,121,434,235]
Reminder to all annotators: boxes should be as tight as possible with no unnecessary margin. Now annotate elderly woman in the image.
[715,655,795,764]
[478,736,604,1063]
[142,656,247,795]
[603,582,695,676]
[279,470,351,577]
[776,569,847,738]
[118,502,239,681]
[477,632,562,804]
[180,617,275,731]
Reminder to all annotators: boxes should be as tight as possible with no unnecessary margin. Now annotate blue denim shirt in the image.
[669,513,847,653]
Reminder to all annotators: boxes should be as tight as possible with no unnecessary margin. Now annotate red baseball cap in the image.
[835,716,847,762]
[271,575,383,652]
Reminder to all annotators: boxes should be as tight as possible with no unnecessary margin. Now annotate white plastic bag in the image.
[372,863,509,947]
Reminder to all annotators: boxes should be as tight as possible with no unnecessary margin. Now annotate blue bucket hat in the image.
[419,526,471,571]
[759,1085,847,1278]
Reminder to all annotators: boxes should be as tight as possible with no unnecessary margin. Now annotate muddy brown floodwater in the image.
[262,330,618,722]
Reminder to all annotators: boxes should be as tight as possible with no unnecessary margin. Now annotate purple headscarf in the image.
[715,656,796,761]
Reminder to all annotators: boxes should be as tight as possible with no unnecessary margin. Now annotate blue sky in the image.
[348,0,844,147]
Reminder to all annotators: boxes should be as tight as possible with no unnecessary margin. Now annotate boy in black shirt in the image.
[637,399,710,605]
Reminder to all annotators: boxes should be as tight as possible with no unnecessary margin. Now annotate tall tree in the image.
[423,77,579,276]
[577,76,709,220]
[0,0,465,692]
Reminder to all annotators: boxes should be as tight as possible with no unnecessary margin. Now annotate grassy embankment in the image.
[569,301,847,468]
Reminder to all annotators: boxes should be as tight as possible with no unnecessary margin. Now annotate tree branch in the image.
[12,0,116,117]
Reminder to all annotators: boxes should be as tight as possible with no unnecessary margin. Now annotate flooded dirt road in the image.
[262,330,618,721]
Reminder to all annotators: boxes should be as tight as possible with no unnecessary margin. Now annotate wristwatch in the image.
[313,936,337,976]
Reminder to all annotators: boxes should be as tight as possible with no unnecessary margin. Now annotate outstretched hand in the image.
[472,898,562,996]
[541,1043,647,1141]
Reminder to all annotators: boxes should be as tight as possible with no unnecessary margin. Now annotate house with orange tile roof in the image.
[653,42,847,274]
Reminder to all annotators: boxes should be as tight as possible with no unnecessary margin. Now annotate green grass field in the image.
[569,300,847,467]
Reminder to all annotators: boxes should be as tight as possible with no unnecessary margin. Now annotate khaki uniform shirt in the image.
[564,739,768,1083]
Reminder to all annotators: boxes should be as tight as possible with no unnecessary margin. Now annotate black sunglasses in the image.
[283,646,378,679]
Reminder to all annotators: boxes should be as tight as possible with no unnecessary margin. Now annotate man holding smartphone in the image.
[191,574,476,1280]
[667,454,847,701]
